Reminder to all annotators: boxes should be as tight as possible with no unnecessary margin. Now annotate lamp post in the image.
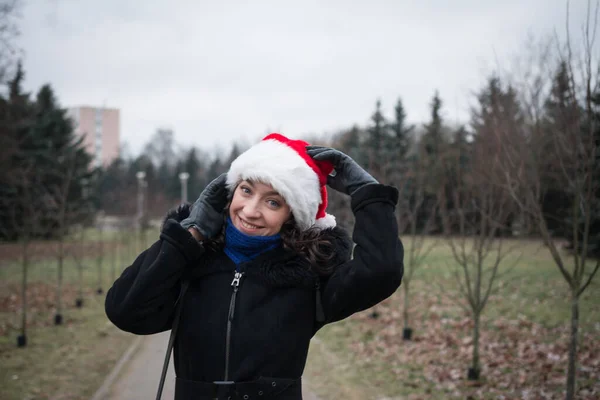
[136,171,146,224]
[179,172,189,203]
[136,171,147,252]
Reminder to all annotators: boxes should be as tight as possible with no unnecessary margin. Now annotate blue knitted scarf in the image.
[224,217,282,266]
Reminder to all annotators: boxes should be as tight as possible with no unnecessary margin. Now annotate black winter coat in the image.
[105,184,404,399]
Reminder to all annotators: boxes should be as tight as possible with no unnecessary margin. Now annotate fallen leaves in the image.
[0,283,93,337]
[332,290,600,399]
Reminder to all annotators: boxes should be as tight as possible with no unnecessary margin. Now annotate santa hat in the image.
[226,133,336,231]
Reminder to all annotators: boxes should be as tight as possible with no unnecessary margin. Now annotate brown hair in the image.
[280,217,337,276]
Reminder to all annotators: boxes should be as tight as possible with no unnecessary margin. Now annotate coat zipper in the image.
[224,271,243,381]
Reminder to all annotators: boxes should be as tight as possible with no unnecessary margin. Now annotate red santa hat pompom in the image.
[226,133,336,231]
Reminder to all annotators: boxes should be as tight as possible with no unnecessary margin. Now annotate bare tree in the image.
[47,151,80,324]
[438,100,521,380]
[0,162,47,347]
[500,3,599,397]
[71,222,86,308]
[394,152,439,340]
[71,178,92,308]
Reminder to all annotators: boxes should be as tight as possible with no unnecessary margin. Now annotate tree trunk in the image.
[566,293,579,400]
[76,233,85,307]
[403,281,410,329]
[470,310,481,380]
[402,281,413,340]
[97,230,104,294]
[20,240,29,344]
[56,239,64,324]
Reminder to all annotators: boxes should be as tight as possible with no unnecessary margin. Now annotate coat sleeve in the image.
[320,184,404,324]
[105,219,205,335]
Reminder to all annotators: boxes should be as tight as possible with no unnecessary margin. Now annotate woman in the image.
[105,133,404,400]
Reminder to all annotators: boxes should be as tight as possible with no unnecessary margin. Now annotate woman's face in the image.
[229,180,292,236]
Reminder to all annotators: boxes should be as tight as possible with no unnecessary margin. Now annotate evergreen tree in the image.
[206,155,226,182]
[418,91,448,234]
[32,84,94,236]
[389,97,413,160]
[338,124,363,162]
[422,91,444,157]
[542,63,582,239]
[471,77,523,154]
[226,144,241,165]
[384,96,414,187]
[98,157,134,215]
[560,83,600,256]
[365,99,389,178]
[0,69,93,239]
[0,62,37,240]
[178,147,205,202]
[469,77,524,236]
[590,90,600,257]
[584,89,600,257]
[157,160,174,198]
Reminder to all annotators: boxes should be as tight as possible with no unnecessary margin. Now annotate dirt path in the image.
[108,332,175,399]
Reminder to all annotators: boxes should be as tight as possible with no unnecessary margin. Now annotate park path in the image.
[103,331,319,400]
[107,332,175,399]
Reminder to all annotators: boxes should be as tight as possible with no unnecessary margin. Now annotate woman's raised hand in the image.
[306,146,378,196]
[180,173,229,240]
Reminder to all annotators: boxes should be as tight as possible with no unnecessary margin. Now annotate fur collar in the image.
[165,203,353,288]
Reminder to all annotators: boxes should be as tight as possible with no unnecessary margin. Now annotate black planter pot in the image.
[17,334,27,347]
[96,288,103,295]
[54,314,63,325]
[467,367,480,381]
[402,327,413,340]
[75,298,83,308]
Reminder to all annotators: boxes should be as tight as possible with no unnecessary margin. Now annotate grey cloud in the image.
[18,0,590,155]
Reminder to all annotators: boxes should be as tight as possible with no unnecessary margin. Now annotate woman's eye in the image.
[267,200,280,208]
[240,186,251,194]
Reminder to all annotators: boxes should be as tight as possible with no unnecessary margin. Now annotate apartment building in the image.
[67,106,120,168]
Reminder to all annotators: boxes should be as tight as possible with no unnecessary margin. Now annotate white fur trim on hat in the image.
[312,213,336,230]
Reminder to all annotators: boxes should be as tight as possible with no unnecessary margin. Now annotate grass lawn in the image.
[1,234,597,399]
[0,235,142,400]
[304,237,600,399]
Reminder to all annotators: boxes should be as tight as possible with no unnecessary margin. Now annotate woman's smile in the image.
[236,214,263,232]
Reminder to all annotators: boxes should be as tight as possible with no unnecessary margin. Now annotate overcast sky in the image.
[17,0,591,157]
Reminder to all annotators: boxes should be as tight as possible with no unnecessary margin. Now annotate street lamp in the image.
[136,171,146,224]
[136,171,147,252]
[179,172,189,203]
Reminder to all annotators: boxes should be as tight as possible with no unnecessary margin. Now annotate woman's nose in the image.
[243,201,261,218]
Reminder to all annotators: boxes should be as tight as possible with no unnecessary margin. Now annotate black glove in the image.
[306,146,378,195]
[180,173,229,239]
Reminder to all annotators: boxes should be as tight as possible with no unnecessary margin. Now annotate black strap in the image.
[156,280,190,400]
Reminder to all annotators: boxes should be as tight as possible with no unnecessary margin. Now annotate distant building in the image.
[67,106,120,168]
